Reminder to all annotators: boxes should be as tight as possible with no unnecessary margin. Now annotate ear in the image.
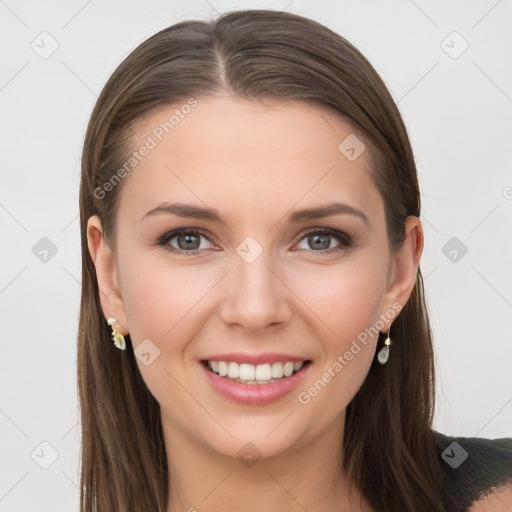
[87,215,129,335]
[379,215,424,330]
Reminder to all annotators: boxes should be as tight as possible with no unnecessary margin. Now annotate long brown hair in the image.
[78,9,447,511]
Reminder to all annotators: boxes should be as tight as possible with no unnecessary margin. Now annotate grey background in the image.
[1,0,511,510]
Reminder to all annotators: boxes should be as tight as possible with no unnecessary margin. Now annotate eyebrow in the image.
[141,201,369,226]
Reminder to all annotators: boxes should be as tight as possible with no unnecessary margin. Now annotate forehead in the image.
[132,95,367,163]
[117,95,382,223]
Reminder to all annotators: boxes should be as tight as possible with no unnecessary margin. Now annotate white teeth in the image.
[239,363,256,381]
[283,362,294,377]
[206,360,307,383]
[227,362,238,379]
[271,362,284,378]
[218,361,228,377]
[255,363,272,380]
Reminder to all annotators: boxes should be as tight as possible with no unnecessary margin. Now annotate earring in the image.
[107,317,126,350]
[377,327,392,365]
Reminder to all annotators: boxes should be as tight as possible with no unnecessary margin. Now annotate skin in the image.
[469,485,512,511]
[87,95,423,512]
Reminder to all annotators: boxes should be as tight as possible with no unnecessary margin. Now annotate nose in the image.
[218,246,292,332]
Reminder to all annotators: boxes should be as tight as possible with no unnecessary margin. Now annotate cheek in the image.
[283,265,386,429]
[117,253,215,405]
[118,249,216,344]
[290,258,388,341]
[290,261,386,394]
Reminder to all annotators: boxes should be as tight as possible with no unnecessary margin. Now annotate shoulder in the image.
[467,482,512,511]
[433,430,512,512]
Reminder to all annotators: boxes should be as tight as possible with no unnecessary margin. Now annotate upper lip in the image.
[201,352,310,365]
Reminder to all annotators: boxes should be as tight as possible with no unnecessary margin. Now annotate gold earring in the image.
[377,327,391,365]
[107,317,126,350]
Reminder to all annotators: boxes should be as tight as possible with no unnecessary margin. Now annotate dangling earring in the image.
[107,317,126,350]
[377,327,392,365]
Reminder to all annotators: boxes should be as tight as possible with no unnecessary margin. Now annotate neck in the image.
[163,411,372,512]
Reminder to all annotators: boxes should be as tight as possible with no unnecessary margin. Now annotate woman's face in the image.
[89,95,421,461]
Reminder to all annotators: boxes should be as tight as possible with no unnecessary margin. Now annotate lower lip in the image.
[201,361,311,405]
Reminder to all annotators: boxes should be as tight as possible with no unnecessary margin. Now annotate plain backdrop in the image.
[1,0,511,510]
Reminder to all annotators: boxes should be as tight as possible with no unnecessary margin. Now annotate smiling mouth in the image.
[201,359,312,385]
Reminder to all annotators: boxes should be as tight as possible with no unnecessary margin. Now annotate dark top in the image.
[433,430,512,511]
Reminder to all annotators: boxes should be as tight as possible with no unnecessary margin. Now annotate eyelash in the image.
[156,227,352,256]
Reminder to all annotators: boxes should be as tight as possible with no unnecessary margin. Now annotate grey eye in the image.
[174,233,202,250]
[307,233,331,250]
[296,232,339,251]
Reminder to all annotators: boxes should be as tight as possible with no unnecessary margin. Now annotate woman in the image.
[78,9,511,511]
